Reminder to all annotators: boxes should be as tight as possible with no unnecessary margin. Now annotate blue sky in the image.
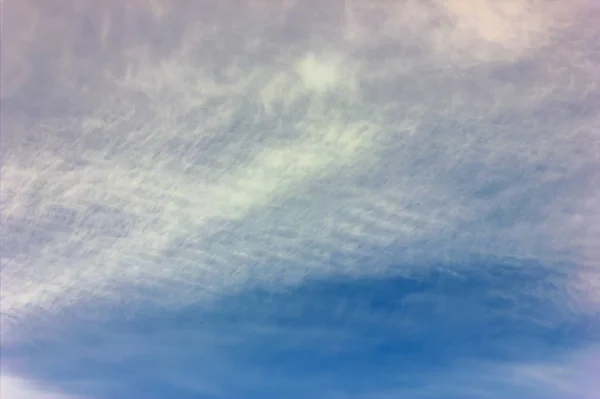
[3,258,599,399]
[1,0,599,398]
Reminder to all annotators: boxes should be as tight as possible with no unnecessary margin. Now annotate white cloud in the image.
[0,376,80,399]
[0,1,598,396]
[1,0,597,327]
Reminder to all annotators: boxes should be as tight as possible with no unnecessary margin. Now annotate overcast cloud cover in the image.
[1,0,599,398]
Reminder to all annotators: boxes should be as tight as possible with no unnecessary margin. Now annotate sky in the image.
[1,0,599,398]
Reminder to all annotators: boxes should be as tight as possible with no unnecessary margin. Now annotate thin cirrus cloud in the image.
[0,376,81,399]
[0,0,599,398]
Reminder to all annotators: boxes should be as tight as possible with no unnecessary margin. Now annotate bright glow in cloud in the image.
[294,52,359,95]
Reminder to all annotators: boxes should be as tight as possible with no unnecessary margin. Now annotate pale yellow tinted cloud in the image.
[343,0,577,64]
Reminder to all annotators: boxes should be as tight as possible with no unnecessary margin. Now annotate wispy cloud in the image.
[1,0,598,398]
[0,376,81,399]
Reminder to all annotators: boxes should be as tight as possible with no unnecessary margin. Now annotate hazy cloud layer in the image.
[1,0,599,398]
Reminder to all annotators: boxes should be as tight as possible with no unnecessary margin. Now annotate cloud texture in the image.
[1,0,599,398]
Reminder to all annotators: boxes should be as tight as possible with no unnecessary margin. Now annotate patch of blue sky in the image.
[3,258,597,399]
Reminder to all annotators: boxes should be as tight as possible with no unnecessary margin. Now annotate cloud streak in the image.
[1,0,599,397]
